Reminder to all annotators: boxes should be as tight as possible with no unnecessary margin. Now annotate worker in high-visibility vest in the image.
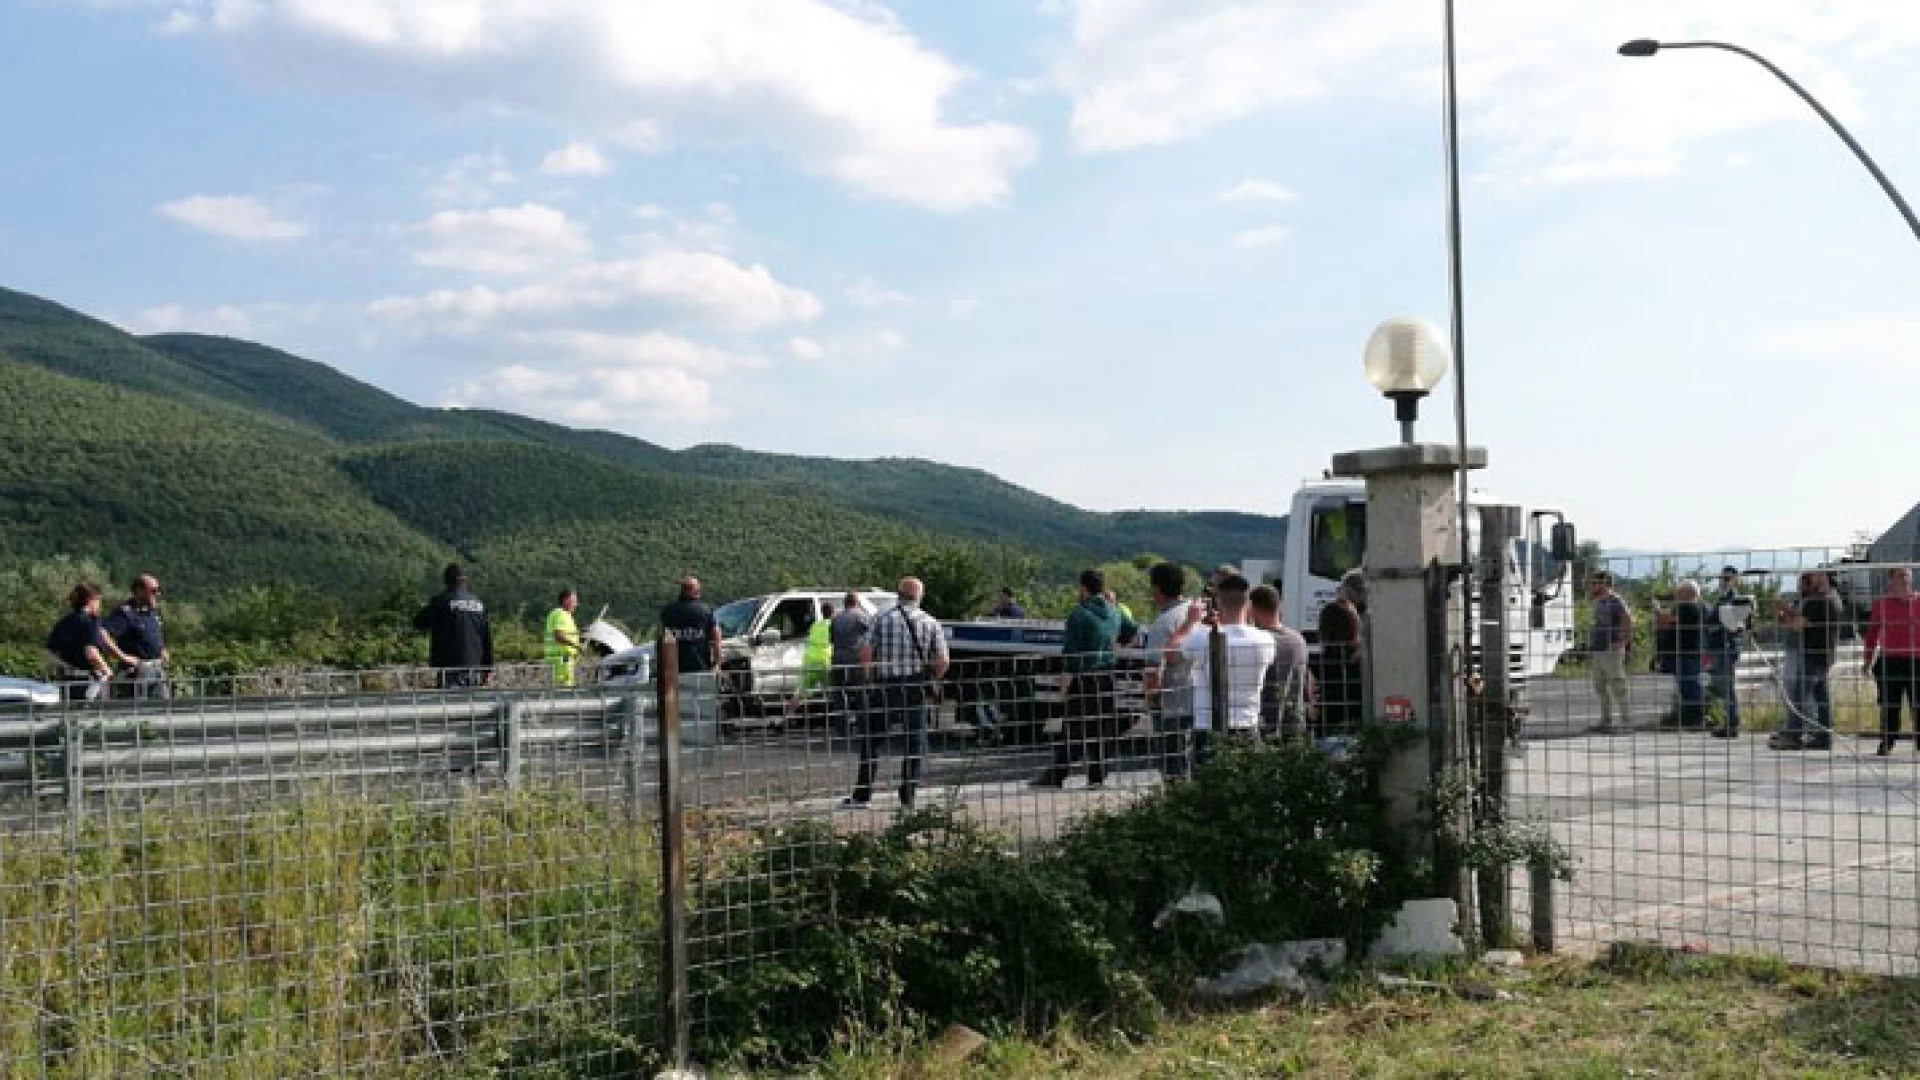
[800,602,836,696]
[543,588,581,688]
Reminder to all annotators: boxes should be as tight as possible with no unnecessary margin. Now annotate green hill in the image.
[0,283,1286,625]
[0,359,447,595]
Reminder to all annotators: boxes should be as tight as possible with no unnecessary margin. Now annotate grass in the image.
[819,945,1920,1080]
[0,790,662,1079]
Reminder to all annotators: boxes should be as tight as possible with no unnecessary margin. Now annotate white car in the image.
[0,676,59,706]
[597,589,897,719]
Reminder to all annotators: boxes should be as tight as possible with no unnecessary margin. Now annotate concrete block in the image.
[1370,898,1468,961]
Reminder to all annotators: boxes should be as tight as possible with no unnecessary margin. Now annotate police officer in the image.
[104,573,170,699]
[660,577,724,744]
[414,563,495,690]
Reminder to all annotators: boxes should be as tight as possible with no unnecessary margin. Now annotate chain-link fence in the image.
[1510,546,1920,975]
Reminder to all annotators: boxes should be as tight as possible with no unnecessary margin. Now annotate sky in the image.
[2,0,1918,553]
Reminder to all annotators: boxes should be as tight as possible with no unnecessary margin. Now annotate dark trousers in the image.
[1786,657,1833,742]
[829,666,868,736]
[1674,655,1706,728]
[1036,672,1118,785]
[853,676,929,805]
[1877,655,1920,749]
[1708,647,1741,730]
[1155,710,1192,779]
[1318,659,1362,733]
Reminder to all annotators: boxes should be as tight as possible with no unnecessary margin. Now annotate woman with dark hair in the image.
[45,583,134,701]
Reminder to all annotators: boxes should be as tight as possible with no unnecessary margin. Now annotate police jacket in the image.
[414,586,495,671]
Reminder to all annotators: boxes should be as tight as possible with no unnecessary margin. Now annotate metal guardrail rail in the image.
[0,687,653,808]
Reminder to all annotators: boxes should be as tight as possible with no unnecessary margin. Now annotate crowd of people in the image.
[1590,564,1920,754]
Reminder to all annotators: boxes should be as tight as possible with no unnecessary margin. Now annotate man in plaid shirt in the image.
[846,577,949,809]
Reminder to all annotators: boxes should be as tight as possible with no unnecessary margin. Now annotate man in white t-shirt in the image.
[1164,573,1276,765]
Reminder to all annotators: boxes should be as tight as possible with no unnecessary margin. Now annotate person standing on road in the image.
[1317,571,1366,734]
[46,583,136,702]
[1668,581,1708,730]
[795,601,836,711]
[660,577,725,740]
[1588,571,1633,733]
[1032,569,1127,789]
[1707,567,1752,738]
[1864,566,1920,757]
[848,577,948,809]
[1168,573,1276,765]
[543,588,581,688]
[414,563,494,690]
[1141,562,1195,778]
[828,592,872,737]
[1249,584,1310,741]
[1774,570,1842,751]
[104,573,170,699]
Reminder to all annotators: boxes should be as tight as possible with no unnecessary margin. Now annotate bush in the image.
[691,812,1158,1067]
[1054,741,1418,980]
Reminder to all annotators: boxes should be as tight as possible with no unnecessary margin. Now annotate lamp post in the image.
[1363,316,1450,445]
[1617,38,1920,244]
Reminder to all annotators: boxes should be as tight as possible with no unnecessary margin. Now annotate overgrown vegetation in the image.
[687,742,1422,1069]
[0,790,663,1079]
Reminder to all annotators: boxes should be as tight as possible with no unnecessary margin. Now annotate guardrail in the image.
[0,686,653,814]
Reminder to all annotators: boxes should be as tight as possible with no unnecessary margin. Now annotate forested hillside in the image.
[0,282,1285,658]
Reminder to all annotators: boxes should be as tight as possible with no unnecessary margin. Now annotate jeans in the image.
[1591,649,1629,728]
[1876,655,1920,749]
[853,676,929,805]
[1674,655,1705,727]
[1787,656,1833,741]
[1708,647,1741,730]
[1035,672,1118,786]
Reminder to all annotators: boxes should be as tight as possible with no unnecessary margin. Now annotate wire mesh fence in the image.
[1510,545,1920,974]
[9,553,1919,1075]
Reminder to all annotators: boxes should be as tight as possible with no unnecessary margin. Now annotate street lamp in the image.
[1617,38,1920,244]
[1363,316,1450,445]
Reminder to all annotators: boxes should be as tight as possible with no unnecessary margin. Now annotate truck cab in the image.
[1280,480,1576,681]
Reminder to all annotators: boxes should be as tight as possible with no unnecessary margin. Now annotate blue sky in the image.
[2,0,1918,552]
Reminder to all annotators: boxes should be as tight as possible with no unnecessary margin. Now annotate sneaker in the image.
[1767,734,1803,751]
[1803,738,1832,751]
[1876,741,1894,757]
[1711,728,1738,739]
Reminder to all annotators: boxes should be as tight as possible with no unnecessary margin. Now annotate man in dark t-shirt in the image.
[659,577,723,675]
[1776,570,1844,750]
[1317,571,1365,733]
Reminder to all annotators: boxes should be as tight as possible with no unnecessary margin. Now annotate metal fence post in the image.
[502,700,524,792]
[654,633,689,1068]
[62,710,82,839]
[1529,862,1556,954]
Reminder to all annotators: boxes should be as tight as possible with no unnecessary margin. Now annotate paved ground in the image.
[1511,730,1920,975]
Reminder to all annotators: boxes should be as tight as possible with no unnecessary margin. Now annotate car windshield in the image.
[713,599,760,639]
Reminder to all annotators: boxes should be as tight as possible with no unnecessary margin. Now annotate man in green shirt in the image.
[1033,569,1132,788]
[544,588,581,688]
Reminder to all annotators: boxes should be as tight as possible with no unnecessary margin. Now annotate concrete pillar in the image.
[1329,443,1485,863]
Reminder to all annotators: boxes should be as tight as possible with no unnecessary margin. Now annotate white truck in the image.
[1279,478,1577,684]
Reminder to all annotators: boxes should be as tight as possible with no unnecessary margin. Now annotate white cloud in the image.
[632,203,667,221]
[157,194,306,242]
[844,276,913,309]
[787,336,827,361]
[448,362,718,423]
[370,246,821,331]
[411,203,591,275]
[1231,225,1289,249]
[1051,0,1920,186]
[154,0,1037,211]
[1218,178,1295,204]
[539,140,612,177]
[122,303,256,336]
[509,329,763,372]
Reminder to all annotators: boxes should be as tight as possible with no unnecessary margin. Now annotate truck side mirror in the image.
[756,629,782,647]
[1550,522,1579,564]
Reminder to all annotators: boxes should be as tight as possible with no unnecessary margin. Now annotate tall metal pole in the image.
[1443,0,1475,674]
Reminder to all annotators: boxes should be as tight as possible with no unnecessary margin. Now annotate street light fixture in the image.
[1363,316,1450,445]
[1616,37,1920,244]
